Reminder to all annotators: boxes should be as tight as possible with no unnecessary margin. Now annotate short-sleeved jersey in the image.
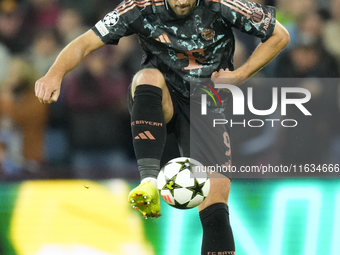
[92,0,276,99]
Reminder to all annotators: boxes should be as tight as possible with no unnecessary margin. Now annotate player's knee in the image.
[132,69,166,88]
[198,177,231,211]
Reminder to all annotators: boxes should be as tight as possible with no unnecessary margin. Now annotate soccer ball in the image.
[157,157,210,209]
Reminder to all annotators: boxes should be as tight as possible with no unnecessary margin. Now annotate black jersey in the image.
[92,0,276,98]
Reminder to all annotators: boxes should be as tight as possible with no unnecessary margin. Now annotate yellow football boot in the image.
[128,181,161,219]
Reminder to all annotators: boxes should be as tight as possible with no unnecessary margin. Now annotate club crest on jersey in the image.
[251,8,265,24]
[103,10,119,27]
[201,29,215,41]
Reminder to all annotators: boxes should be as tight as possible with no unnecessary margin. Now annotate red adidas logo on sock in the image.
[135,131,155,140]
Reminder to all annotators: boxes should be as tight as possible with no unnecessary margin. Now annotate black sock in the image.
[131,85,167,179]
[199,203,235,255]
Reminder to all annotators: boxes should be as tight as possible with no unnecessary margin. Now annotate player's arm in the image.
[212,21,289,82]
[236,20,289,78]
[35,29,105,104]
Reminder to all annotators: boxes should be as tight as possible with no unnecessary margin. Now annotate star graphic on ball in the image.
[177,158,199,172]
[161,175,181,196]
[187,178,205,198]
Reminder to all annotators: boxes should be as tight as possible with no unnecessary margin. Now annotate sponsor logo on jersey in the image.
[155,33,171,43]
[251,7,265,24]
[201,29,215,41]
[103,10,119,27]
[95,20,109,36]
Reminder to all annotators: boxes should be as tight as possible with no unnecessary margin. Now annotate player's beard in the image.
[174,5,192,17]
[169,0,197,18]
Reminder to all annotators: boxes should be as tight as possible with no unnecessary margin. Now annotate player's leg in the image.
[128,68,174,219]
[190,108,235,254]
[198,174,230,208]
[131,69,174,123]
[198,176,235,255]
[171,91,235,253]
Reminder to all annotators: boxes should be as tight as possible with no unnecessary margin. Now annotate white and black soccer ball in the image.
[157,157,210,209]
[103,10,119,27]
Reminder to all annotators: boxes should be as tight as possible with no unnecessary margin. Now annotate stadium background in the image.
[0,0,339,254]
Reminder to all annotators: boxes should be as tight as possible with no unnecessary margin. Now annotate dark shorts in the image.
[128,85,232,179]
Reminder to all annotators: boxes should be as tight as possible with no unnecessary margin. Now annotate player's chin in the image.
[176,13,188,18]
[175,8,190,17]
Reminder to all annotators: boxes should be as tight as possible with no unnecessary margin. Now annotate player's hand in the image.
[211,68,246,87]
[35,75,62,104]
[211,68,231,79]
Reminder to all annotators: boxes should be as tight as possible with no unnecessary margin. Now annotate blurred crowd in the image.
[0,0,339,180]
